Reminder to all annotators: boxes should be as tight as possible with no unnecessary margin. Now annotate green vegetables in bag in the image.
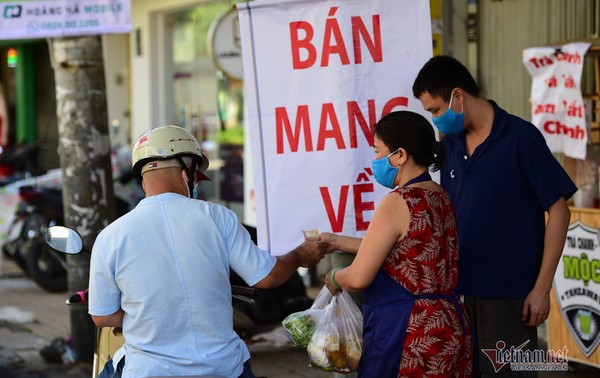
[282,310,322,348]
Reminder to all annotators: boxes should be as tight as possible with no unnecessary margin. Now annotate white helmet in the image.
[132,125,210,181]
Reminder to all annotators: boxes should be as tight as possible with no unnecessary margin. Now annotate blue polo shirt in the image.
[440,101,577,299]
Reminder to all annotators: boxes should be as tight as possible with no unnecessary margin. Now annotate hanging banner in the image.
[0,0,131,40]
[523,42,590,160]
[554,220,600,357]
[237,0,432,255]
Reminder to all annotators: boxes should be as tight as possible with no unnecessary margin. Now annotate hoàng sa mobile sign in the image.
[0,0,131,40]
[237,0,433,255]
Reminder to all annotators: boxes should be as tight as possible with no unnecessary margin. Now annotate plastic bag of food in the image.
[282,285,332,347]
[306,289,363,373]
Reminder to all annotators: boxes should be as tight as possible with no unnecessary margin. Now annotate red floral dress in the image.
[360,186,473,377]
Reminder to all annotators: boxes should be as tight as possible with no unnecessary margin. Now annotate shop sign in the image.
[555,220,600,357]
[0,0,131,41]
[523,42,590,160]
[208,8,243,80]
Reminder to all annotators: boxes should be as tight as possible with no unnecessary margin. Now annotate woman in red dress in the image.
[323,111,474,377]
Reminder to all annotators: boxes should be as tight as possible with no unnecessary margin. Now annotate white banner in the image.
[0,0,131,40]
[238,0,432,255]
[523,42,590,160]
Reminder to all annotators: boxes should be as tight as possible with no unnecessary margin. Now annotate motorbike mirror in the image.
[44,226,84,255]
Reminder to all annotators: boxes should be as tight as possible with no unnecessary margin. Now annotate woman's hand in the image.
[319,232,362,254]
[318,232,338,245]
[325,268,343,295]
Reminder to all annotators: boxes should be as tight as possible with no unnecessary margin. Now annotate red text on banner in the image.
[320,168,376,232]
[275,97,408,154]
[290,7,382,69]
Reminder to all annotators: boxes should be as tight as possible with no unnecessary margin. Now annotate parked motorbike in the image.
[0,142,42,186]
[44,224,313,377]
[2,176,139,292]
[233,224,313,338]
[2,184,68,291]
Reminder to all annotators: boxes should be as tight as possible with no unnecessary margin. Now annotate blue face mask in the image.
[192,183,199,199]
[371,149,400,189]
[182,170,199,199]
[432,91,464,135]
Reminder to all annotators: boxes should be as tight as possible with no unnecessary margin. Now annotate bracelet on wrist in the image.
[330,267,342,289]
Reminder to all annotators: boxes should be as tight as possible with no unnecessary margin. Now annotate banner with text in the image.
[523,42,590,160]
[237,0,432,255]
[0,0,131,40]
[555,221,600,357]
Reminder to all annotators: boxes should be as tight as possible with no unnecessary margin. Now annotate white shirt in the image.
[89,192,276,378]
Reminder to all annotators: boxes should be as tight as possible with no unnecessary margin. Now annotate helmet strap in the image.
[175,157,198,198]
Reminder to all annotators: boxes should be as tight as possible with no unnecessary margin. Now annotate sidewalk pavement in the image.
[1,254,600,378]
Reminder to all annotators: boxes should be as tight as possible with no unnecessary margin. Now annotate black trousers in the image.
[464,296,539,378]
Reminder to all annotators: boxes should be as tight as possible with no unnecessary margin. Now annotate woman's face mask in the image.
[432,91,464,135]
[371,149,400,189]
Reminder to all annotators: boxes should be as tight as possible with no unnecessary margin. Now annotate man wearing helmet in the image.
[88,125,336,378]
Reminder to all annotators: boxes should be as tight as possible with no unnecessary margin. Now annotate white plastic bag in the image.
[306,289,363,373]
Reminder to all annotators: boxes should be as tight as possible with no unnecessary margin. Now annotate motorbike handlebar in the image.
[66,289,89,305]
[231,285,256,298]
[66,285,256,305]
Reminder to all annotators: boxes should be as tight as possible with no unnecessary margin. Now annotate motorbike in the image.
[232,224,313,338]
[44,224,313,377]
[0,141,42,186]
[2,176,138,292]
[2,184,68,291]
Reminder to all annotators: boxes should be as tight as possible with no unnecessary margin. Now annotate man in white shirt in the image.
[89,125,335,378]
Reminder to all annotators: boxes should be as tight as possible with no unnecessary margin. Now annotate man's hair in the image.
[412,55,480,102]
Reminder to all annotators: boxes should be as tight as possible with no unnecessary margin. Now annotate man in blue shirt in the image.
[89,125,336,378]
[413,56,577,377]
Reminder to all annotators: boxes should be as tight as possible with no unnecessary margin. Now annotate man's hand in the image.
[522,287,550,327]
[294,239,337,267]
